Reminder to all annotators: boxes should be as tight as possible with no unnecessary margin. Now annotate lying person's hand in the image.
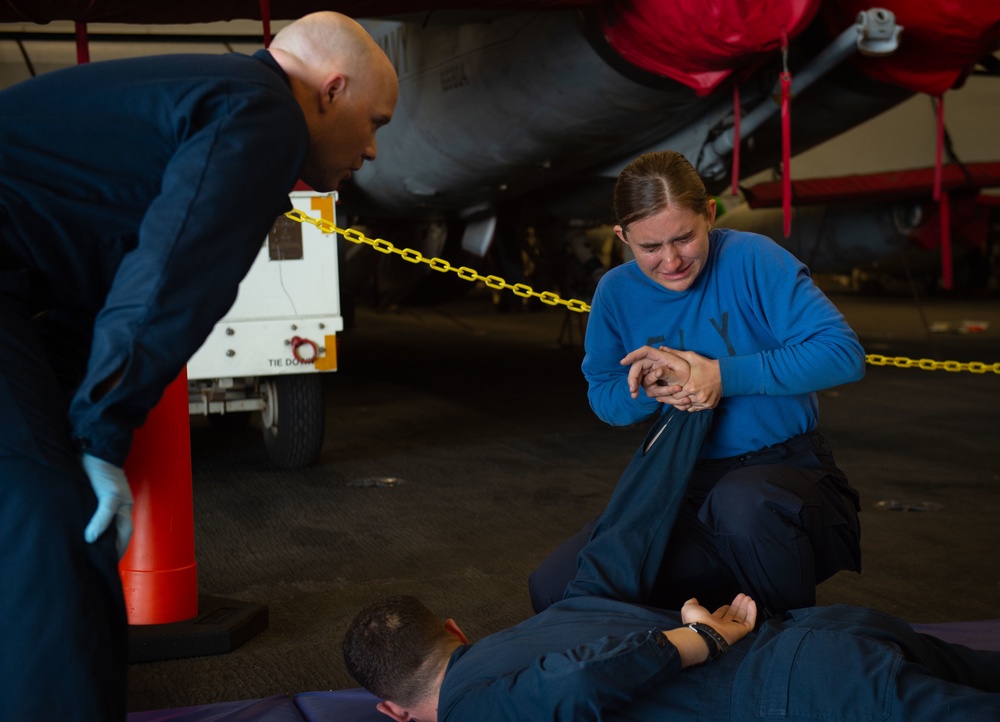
[680,592,757,648]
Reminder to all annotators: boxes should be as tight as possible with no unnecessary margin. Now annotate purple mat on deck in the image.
[295,689,384,722]
[128,695,307,721]
[912,619,1000,651]
[127,690,385,722]
[127,620,1000,722]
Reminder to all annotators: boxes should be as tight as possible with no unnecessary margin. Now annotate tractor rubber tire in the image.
[259,374,325,468]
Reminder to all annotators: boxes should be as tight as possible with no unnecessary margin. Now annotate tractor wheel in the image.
[259,374,325,468]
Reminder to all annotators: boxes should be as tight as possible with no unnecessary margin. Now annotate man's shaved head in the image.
[271,12,380,77]
[268,11,398,192]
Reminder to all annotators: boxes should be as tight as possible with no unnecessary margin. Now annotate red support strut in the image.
[119,371,198,625]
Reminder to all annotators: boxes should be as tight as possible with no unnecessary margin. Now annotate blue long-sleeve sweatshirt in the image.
[582,228,865,458]
[0,50,308,465]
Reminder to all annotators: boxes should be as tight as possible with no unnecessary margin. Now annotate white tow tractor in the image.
[186,190,341,468]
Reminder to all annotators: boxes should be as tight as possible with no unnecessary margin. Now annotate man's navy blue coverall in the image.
[0,51,308,721]
[439,409,1000,721]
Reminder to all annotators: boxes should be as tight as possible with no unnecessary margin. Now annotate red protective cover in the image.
[598,0,820,95]
[822,0,1000,94]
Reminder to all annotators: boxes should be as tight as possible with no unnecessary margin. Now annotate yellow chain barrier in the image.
[864,355,1000,374]
[286,209,591,314]
[286,209,1000,375]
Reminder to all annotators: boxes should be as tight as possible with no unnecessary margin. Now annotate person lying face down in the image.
[344,409,1000,722]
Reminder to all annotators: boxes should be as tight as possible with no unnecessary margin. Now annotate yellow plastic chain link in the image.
[286,209,1000,374]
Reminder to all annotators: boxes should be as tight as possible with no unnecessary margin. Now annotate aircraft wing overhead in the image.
[348,0,827,212]
[0,1,599,24]
[1,0,998,296]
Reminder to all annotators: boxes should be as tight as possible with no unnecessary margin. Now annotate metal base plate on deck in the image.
[128,595,268,663]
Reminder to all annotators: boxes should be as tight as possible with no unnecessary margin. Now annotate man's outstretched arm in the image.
[442,593,757,722]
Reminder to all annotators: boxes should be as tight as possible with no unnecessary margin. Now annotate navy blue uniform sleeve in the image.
[68,89,307,465]
[564,407,714,603]
[443,630,681,722]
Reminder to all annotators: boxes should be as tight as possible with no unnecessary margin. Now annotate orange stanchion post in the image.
[119,371,198,625]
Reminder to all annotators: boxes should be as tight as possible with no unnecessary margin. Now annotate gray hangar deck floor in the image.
[126,289,1000,713]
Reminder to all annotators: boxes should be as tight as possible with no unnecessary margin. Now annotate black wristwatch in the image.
[687,622,730,663]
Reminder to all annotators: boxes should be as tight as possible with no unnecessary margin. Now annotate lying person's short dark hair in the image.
[342,594,452,706]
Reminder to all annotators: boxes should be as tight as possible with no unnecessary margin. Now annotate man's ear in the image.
[321,72,347,109]
[376,700,411,722]
[444,618,468,645]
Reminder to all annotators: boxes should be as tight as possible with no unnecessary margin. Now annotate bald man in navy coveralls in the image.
[0,13,396,721]
[344,408,1000,722]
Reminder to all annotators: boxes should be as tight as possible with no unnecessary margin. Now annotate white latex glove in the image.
[82,453,134,559]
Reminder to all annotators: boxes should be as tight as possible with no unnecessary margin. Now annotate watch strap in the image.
[687,622,730,662]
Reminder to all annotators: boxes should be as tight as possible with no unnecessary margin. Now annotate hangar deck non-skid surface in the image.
[126,289,1000,713]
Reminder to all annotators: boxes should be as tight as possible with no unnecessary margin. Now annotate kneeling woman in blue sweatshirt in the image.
[530,150,866,615]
